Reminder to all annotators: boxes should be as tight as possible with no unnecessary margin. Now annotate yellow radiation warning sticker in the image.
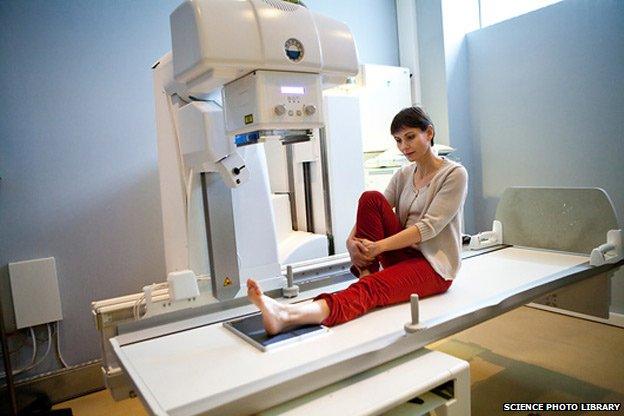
[223,277,232,287]
[244,114,253,125]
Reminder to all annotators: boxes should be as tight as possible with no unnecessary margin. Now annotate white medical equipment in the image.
[94,186,622,415]
[153,0,359,305]
[91,1,623,415]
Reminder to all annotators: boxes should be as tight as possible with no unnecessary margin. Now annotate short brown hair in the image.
[390,106,435,146]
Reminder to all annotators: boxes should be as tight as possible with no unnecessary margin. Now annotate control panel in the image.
[223,70,323,137]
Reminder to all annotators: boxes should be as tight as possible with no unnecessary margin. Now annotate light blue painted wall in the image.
[306,0,399,66]
[0,0,180,376]
[467,0,624,312]
[440,0,479,236]
[0,0,399,377]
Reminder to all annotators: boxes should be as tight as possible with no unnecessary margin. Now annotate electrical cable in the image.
[17,324,52,375]
[55,321,69,368]
[133,282,169,320]
[36,323,56,342]
[0,325,48,379]
[2,328,40,355]
[133,294,145,320]
[14,327,38,371]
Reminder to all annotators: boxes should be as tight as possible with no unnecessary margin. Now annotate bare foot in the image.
[246,279,291,336]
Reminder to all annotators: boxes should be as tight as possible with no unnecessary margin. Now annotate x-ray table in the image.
[110,188,623,415]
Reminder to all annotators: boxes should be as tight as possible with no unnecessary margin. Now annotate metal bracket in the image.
[590,229,623,266]
[469,220,503,250]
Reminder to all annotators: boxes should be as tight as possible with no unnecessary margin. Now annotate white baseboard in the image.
[526,303,624,328]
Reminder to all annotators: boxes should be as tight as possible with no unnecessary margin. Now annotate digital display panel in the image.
[280,86,305,95]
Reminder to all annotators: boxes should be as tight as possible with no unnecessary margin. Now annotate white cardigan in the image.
[384,158,468,280]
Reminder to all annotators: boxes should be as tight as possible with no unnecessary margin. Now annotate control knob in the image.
[304,105,317,116]
[274,105,286,116]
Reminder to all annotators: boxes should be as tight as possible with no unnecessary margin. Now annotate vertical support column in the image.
[285,144,299,231]
[302,161,315,232]
[201,173,241,300]
[319,127,335,256]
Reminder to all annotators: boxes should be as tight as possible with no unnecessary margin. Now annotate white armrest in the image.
[469,220,503,250]
[590,229,623,266]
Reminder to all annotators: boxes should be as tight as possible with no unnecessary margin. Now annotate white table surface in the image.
[113,247,589,415]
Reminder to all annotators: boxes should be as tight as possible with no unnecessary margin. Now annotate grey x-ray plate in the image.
[224,313,327,352]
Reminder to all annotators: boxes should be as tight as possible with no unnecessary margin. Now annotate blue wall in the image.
[306,0,399,66]
[467,0,624,312]
[0,0,399,376]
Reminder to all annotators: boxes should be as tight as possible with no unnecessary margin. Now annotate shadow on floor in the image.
[431,339,624,416]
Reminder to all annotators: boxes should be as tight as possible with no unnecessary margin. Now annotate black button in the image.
[232,165,245,176]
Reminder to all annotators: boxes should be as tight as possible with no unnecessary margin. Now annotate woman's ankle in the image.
[359,268,371,277]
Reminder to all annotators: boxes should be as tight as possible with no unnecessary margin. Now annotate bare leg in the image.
[247,279,330,336]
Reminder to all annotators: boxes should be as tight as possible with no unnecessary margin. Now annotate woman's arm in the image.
[363,166,467,257]
[349,169,402,265]
[362,226,422,257]
[346,225,374,267]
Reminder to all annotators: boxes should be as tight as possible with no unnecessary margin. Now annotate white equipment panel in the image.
[112,247,592,416]
[260,349,469,416]
[9,257,63,329]
[223,71,323,136]
[358,64,411,153]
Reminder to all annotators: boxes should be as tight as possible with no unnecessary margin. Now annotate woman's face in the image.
[393,125,433,162]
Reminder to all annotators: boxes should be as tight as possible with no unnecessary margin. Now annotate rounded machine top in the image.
[170,0,359,94]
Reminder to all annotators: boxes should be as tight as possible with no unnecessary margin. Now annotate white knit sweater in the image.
[384,158,468,280]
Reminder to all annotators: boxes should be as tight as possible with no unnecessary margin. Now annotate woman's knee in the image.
[421,277,453,298]
[440,279,453,293]
[359,190,385,206]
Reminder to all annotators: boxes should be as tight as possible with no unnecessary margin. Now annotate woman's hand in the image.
[361,238,385,259]
[347,237,374,268]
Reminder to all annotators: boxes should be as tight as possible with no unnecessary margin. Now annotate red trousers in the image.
[315,191,452,326]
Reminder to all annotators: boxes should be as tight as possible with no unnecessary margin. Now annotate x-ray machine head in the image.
[152,0,359,302]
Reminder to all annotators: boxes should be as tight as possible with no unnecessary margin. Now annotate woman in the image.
[247,106,468,335]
